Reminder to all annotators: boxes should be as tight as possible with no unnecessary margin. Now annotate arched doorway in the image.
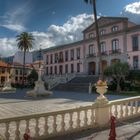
[101,60,107,72]
[88,62,96,75]
[111,59,120,65]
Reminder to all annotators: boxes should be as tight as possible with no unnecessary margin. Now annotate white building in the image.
[13,51,33,64]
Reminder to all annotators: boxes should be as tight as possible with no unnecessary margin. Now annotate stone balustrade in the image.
[45,73,76,89]
[0,96,139,139]
[110,96,140,120]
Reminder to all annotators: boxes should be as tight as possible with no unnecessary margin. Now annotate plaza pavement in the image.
[0,89,133,119]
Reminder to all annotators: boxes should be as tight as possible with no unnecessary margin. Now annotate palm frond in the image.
[84,0,93,4]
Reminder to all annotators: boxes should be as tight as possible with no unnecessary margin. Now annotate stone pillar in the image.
[95,103,110,126]
[94,85,110,126]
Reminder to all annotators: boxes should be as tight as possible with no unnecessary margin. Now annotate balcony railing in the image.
[101,51,108,56]
[86,53,96,58]
[109,49,121,54]
[58,58,64,63]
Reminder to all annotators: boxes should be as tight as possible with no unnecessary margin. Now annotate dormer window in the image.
[112,26,119,32]
[100,29,106,35]
[89,33,94,39]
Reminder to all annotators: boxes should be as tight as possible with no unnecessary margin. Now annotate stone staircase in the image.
[53,75,99,92]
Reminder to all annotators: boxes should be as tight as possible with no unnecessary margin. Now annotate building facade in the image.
[11,62,32,85]
[0,61,11,86]
[13,51,33,65]
[44,17,140,76]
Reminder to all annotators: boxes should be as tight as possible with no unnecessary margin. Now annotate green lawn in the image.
[106,90,140,96]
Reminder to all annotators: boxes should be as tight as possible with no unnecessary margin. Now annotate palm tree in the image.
[16,32,34,85]
[84,0,103,80]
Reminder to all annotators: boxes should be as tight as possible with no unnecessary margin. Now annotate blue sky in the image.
[0,0,140,56]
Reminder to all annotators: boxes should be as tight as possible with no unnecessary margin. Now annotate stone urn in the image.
[95,80,109,104]
[96,85,108,99]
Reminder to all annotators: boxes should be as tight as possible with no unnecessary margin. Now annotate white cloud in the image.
[124,2,140,14]
[31,13,93,50]
[0,38,17,57]
[1,13,93,57]
[1,24,26,32]
[121,2,140,24]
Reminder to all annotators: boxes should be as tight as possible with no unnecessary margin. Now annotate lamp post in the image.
[38,48,42,68]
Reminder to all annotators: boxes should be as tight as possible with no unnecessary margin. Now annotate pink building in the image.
[44,17,140,76]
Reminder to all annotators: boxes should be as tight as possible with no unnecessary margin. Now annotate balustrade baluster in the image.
[25,119,30,133]
[44,117,48,135]
[125,102,129,117]
[15,121,20,140]
[130,101,134,116]
[53,115,57,133]
[5,122,10,140]
[135,101,138,114]
[84,110,88,127]
[120,104,123,118]
[69,112,73,130]
[35,118,40,137]
[77,111,80,129]
[61,114,65,132]
[114,105,118,118]
[90,109,95,125]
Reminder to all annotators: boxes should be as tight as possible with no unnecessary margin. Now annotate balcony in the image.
[58,58,64,63]
[101,51,108,56]
[86,53,96,58]
[109,49,121,55]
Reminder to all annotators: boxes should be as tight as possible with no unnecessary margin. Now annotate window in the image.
[1,68,5,74]
[20,69,22,75]
[89,33,94,38]
[76,48,80,59]
[100,29,106,35]
[54,66,57,74]
[55,53,58,63]
[71,64,74,73]
[100,42,106,53]
[50,66,53,74]
[133,56,139,69]
[112,26,119,32]
[65,64,68,73]
[59,52,63,62]
[65,51,68,61]
[15,69,18,75]
[77,63,80,73]
[15,77,18,81]
[89,45,93,55]
[112,39,119,51]
[71,49,74,60]
[46,67,48,75]
[46,55,49,64]
[50,54,53,64]
[132,36,139,51]
[59,65,63,74]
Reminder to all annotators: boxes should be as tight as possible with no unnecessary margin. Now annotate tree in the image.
[127,70,140,83]
[27,69,38,85]
[104,62,129,92]
[16,32,34,85]
[84,0,102,79]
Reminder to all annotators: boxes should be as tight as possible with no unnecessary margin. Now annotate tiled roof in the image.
[0,60,10,67]
[43,40,84,53]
